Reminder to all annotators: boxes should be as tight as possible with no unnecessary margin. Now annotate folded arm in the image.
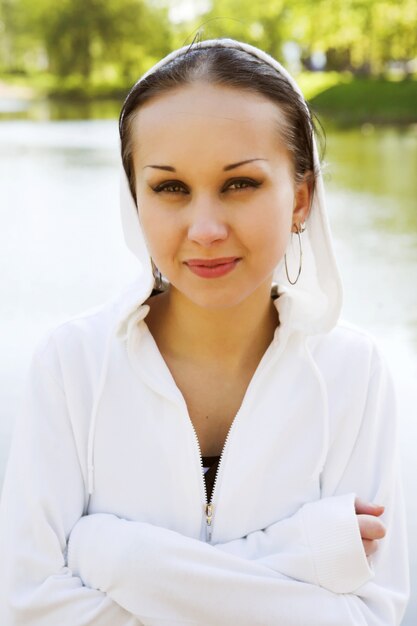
[67,344,409,625]
[65,505,387,626]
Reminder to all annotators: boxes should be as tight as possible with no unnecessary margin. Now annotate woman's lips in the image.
[184,257,241,278]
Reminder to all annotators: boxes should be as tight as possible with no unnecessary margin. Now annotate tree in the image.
[1,0,173,80]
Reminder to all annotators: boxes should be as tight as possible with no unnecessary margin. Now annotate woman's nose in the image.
[187,198,228,246]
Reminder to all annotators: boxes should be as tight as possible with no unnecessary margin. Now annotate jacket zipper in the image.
[190,413,240,543]
[187,324,291,543]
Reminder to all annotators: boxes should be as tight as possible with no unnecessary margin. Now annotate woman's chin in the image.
[168,282,269,312]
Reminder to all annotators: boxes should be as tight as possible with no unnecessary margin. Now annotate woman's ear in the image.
[291,172,313,231]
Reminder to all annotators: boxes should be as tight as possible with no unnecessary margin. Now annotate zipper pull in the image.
[205,503,214,542]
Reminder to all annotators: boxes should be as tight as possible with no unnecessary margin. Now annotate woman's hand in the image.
[355,498,386,557]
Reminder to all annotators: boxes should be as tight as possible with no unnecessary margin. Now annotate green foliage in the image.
[0,0,172,81]
[183,0,417,75]
[1,0,416,103]
[172,0,289,60]
[287,0,417,75]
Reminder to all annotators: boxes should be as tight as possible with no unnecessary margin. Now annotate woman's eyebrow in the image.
[143,164,175,171]
[223,158,268,171]
[143,158,268,172]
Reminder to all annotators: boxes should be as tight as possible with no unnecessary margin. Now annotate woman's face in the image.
[132,82,311,309]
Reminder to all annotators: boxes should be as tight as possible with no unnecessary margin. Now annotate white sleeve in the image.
[213,344,409,620]
[318,345,409,623]
[215,491,372,592]
[67,346,409,626]
[67,513,365,626]
[0,346,143,626]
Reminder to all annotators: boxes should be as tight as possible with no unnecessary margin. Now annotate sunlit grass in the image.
[309,77,417,124]
[297,71,352,100]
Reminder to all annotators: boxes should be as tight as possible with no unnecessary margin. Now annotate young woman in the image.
[0,38,409,625]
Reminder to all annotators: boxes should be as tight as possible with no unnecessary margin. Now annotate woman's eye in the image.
[151,177,261,194]
[152,181,188,194]
[224,178,261,191]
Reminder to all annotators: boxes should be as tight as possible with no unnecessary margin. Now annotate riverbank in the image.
[1,72,416,124]
[0,74,128,101]
[306,76,417,125]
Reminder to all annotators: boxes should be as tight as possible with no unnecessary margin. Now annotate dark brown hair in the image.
[119,42,324,205]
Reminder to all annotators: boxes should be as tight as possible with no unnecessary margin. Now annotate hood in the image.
[117,38,343,338]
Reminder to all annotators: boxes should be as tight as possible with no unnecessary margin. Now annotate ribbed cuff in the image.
[301,493,374,593]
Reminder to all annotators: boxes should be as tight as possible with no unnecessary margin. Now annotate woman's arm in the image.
[216,342,408,619]
[0,345,143,626]
[66,503,393,626]
[67,344,409,625]
[215,492,379,591]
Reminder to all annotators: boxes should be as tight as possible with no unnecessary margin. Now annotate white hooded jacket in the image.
[0,39,409,625]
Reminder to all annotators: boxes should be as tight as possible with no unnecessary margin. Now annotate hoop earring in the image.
[284,223,304,285]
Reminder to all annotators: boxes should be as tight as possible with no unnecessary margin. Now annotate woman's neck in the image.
[145,283,279,372]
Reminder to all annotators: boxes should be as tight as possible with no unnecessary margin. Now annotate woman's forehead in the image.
[132,82,289,166]
[136,81,285,124]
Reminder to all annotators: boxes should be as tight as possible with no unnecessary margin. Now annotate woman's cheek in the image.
[142,212,181,272]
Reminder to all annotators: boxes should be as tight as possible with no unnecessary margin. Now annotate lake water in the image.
[0,103,416,623]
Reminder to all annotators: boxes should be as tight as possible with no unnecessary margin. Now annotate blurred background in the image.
[0,0,416,622]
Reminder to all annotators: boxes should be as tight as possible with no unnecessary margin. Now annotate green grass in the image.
[297,71,352,100]
[307,77,417,125]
